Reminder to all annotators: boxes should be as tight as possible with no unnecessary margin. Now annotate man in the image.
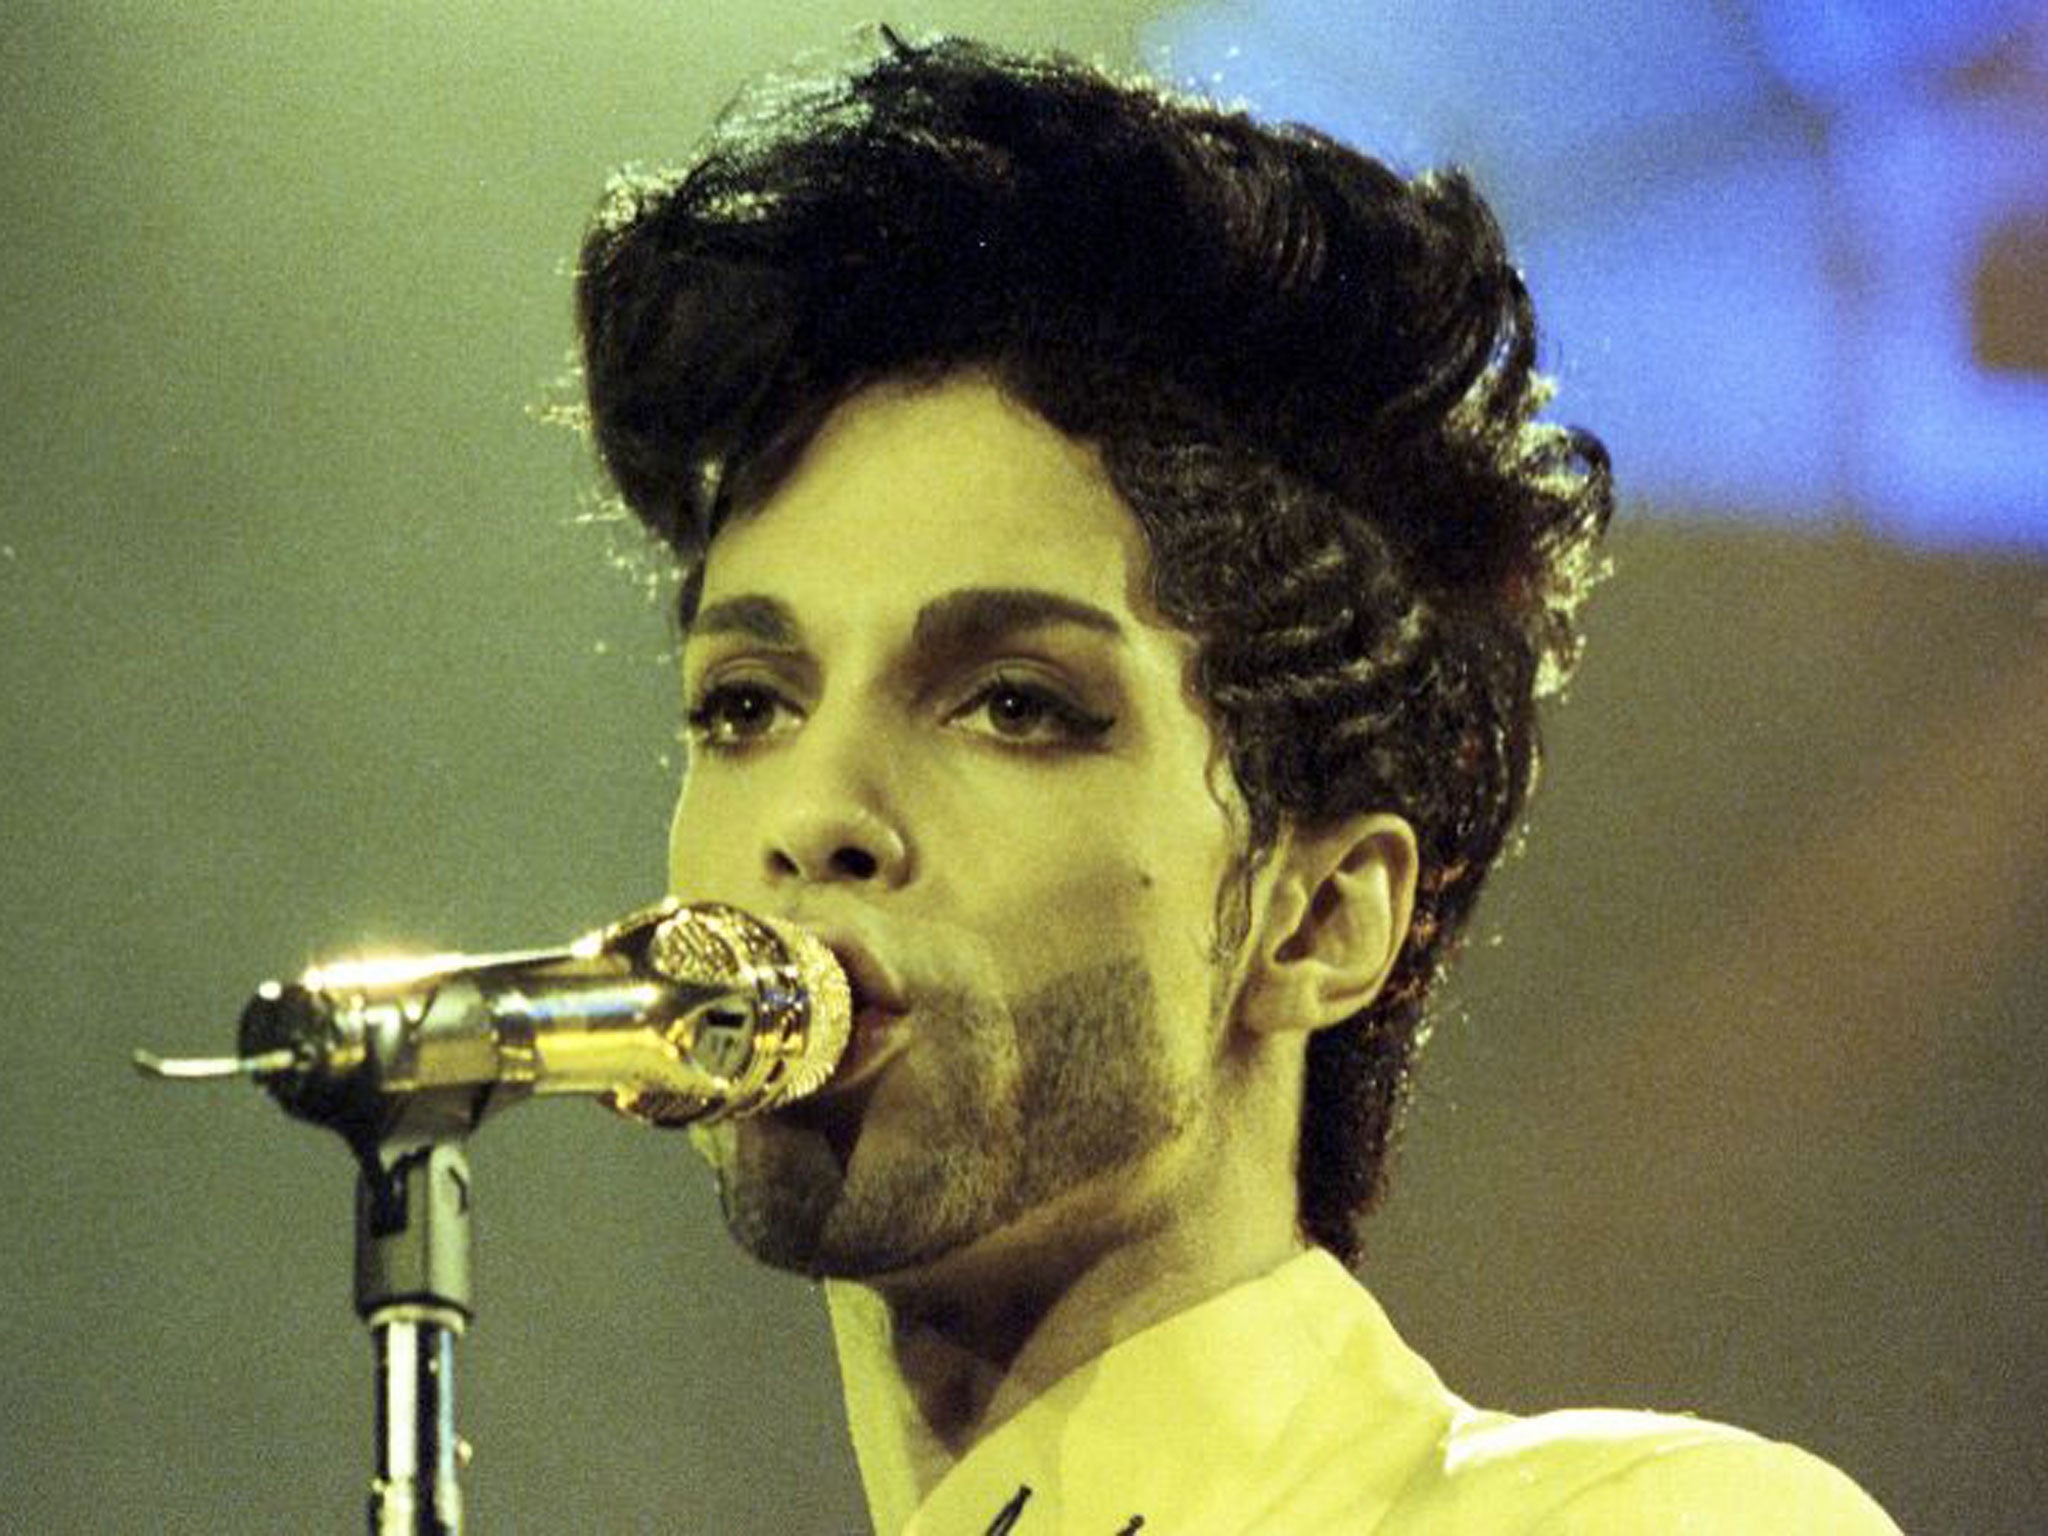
[574,31,1901,1534]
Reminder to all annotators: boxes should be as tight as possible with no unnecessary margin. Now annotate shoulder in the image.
[1377,1405,1903,1534]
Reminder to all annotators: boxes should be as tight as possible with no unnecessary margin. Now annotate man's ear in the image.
[1238,813,1419,1037]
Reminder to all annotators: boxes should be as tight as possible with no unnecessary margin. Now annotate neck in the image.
[824,1080,1306,1533]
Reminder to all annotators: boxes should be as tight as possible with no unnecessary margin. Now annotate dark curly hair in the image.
[575,29,1612,1267]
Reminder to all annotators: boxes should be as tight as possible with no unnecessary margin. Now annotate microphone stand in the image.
[358,1139,473,1536]
[226,978,498,1533]
[137,1038,486,1533]
[134,898,851,1531]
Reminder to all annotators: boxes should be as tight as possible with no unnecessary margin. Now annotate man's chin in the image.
[696,1107,997,1281]
[689,1115,841,1274]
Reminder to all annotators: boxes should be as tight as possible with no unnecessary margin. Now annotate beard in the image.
[690,954,1203,1279]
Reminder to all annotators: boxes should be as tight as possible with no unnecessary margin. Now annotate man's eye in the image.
[952,675,1115,747]
[683,682,799,749]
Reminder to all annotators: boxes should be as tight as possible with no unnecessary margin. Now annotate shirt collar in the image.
[901,1247,1456,1534]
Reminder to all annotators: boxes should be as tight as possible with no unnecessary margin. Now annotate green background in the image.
[2,4,2041,1531]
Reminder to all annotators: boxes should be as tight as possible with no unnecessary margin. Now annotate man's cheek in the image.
[668,817,741,897]
[1004,853,1165,960]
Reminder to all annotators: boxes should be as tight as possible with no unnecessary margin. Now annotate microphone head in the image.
[609,903,853,1125]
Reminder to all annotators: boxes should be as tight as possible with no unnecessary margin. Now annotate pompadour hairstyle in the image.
[576,29,1612,1266]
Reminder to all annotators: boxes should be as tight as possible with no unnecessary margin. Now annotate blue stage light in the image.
[1146,0,2048,553]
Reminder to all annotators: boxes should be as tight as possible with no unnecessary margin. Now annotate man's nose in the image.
[765,796,911,888]
[765,720,917,888]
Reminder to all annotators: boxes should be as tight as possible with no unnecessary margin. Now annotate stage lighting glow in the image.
[1147,0,2048,553]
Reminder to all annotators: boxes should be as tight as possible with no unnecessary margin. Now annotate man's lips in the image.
[833,1004,908,1089]
[814,933,906,1019]
[805,930,909,1098]
[778,1000,905,1168]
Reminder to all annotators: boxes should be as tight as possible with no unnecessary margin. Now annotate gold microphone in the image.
[135,901,852,1151]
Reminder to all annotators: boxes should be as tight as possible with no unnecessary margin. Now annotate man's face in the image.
[668,374,1251,1283]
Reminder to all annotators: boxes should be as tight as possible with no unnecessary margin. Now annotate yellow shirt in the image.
[901,1249,1900,1534]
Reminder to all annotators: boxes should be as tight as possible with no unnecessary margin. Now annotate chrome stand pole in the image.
[357,1142,473,1535]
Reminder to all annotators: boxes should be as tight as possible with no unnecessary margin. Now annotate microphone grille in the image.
[744,909,853,1105]
[623,903,852,1123]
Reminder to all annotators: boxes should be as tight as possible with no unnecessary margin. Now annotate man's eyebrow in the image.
[685,586,1125,655]
[688,594,803,648]
[910,586,1126,656]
